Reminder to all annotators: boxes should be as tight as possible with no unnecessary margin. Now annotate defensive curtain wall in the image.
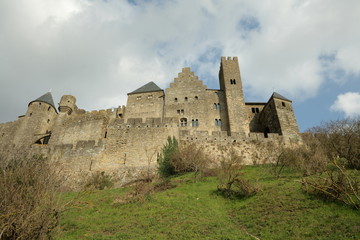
[0,57,301,189]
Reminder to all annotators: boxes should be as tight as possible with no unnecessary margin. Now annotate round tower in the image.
[14,92,58,146]
[58,95,77,115]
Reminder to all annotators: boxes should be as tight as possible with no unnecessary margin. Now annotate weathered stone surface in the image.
[0,57,301,189]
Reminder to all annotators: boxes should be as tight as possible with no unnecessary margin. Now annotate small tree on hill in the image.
[157,136,178,178]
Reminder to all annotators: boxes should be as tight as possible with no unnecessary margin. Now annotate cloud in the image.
[330,92,360,117]
[0,0,359,123]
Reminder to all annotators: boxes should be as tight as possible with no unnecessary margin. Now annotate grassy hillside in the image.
[55,166,359,240]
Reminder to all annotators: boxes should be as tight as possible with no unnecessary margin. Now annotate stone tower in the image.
[219,57,247,135]
[13,92,58,146]
[59,95,77,115]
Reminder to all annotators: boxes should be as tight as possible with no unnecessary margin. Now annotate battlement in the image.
[221,56,238,62]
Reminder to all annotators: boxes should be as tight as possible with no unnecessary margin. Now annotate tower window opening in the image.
[148,95,153,99]
[180,118,187,127]
[180,109,184,114]
[192,119,195,127]
[195,119,199,127]
[47,119,50,123]
[256,108,259,113]
[213,103,217,109]
[104,131,107,138]
[175,98,178,102]
[195,96,198,100]
[251,108,255,113]
[185,97,188,101]
[217,103,220,110]
[29,113,32,117]
[136,96,141,100]
[48,106,51,111]
[282,102,286,107]
[177,110,180,114]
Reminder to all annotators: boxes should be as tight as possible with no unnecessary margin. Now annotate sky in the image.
[0,0,359,132]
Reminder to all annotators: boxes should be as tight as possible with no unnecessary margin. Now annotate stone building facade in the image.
[0,57,301,188]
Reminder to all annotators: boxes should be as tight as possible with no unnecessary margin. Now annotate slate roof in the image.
[128,81,163,95]
[28,92,57,111]
[271,92,292,102]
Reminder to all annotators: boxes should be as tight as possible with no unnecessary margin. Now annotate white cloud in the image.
[331,92,360,117]
[0,0,360,122]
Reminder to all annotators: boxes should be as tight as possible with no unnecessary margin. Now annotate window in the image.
[104,131,107,138]
[147,95,153,99]
[29,113,32,117]
[215,119,222,126]
[177,110,181,114]
[185,97,188,101]
[180,118,187,127]
[195,96,198,100]
[47,119,50,123]
[191,119,199,127]
[251,108,255,113]
[213,103,217,109]
[230,79,237,85]
[256,108,260,113]
[282,102,286,107]
[181,109,184,114]
[48,106,51,111]
[175,98,178,102]
[252,107,260,114]
[217,103,220,110]
[136,96,141,100]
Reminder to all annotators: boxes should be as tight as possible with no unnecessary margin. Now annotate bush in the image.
[170,143,210,182]
[308,118,360,169]
[301,159,360,209]
[0,156,61,239]
[217,149,258,198]
[84,171,114,190]
[157,136,178,178]
[272,135,328,177]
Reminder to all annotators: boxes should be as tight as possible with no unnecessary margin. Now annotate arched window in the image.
[180,118,187,127]
[215,119,218,126]
[214,103,217,109]
[217,103,220,110]
[195,119,199,127]
[192,119,195,127]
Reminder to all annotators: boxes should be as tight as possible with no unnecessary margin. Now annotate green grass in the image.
[55,166,359,240]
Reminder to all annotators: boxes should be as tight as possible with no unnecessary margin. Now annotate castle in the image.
[0,57,301,188]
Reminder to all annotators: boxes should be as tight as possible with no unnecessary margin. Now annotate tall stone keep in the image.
[219,57,247,135]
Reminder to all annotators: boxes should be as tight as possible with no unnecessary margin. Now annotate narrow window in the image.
[104,131,107,138]
[177,110,180,114]
[181,109,184,114]
[47,119,50,123]
[256,108,260,113]
[215,119,218,126]
[218,119,222,126]
[195,119,199,127]
[230,79,233,84]
[136,96,141,100]
[175,98,178,102]
[192,119,195,127]
[195,96,198,100]
[147,95,153,99]
[39,102,41,106]
[48,106,51,111]
[214,103,217,109]
[29,113,32,117]
[217,103,220,110]
[282,102,286,107]
[233,79,236,84]
[185,97,188,101]
[252,108,255,113]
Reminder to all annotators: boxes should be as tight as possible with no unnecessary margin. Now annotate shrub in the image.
[0,156,61,239]
[84,171,114,190]
[308,118,360,170]
[157,136,178,178]
[272,134,328,177]
[301,159,360,209]
[170,143,210,182]
[217,149,258,198]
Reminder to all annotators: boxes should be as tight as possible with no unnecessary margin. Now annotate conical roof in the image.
[28,92,57,111]
[271,92,292,102]
[128,81,163,95]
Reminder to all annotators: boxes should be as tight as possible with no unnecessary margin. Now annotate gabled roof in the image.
[271,92,292,102]
[28,92,57,111]
[128,81,163,95]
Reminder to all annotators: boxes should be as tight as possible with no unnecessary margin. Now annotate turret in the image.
[59,95,77,115]
[219,57,247,135]
[14,92,58,146]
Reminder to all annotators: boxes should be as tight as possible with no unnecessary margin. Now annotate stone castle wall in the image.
[0,56,302,189]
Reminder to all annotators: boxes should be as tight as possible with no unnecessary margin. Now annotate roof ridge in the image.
[129,81,163,94]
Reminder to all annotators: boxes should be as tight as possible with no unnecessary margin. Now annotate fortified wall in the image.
[0,57,301,189]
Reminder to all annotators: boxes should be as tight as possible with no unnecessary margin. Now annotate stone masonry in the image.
[0,57,301,189]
